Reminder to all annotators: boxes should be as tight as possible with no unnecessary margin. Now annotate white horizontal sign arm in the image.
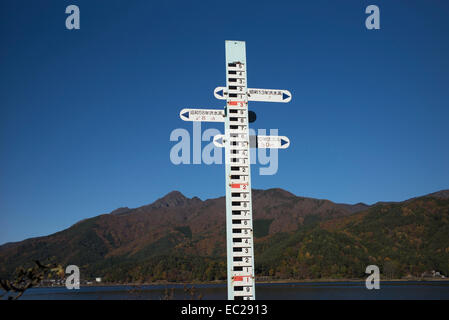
[213,134,290,149]
[179,108,225,122]
[214,87,292,103]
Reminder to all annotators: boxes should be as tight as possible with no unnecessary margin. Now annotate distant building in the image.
[422,270,446,279]
[95,277,102,283]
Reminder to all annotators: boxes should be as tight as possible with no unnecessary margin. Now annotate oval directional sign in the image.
[214,87,292,103]
[180,108,225,122]
[214,134,290,149]
[247,88,292,103]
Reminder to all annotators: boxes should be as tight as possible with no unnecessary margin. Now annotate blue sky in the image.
[1,0,448,244]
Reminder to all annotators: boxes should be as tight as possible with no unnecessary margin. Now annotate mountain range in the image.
[1,188,448,282]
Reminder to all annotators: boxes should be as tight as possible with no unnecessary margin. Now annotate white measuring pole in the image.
[224,40,255,300]
[179,40,292,301]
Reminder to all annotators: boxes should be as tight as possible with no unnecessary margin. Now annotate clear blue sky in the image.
[1,0,448,244]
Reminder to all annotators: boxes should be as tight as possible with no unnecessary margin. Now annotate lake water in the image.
[7,281,449,300]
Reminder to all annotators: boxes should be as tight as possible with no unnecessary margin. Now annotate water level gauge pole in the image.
[224,41,255,300]
[179,40,292,300]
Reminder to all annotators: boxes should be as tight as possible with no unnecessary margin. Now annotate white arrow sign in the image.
[255,135,290,149]
[247,88,292,103]
[214,87,292,103]
[180,108,225,122]
[213,134,290,149]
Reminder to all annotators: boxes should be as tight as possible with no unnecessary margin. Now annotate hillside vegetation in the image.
[1,189,448,282]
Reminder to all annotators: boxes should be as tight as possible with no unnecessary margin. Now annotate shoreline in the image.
[35,278,449,289]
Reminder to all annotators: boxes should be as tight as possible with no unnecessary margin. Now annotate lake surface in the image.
[5,281,449,300]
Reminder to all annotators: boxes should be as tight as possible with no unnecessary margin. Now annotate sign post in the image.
[179,40,291,300]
